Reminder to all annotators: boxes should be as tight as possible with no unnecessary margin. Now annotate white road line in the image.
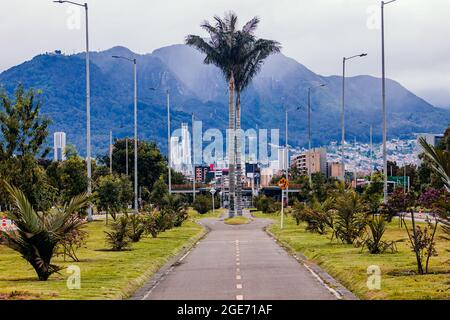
[293,255,343,300]
[236,275,241,280]
[236,284,242,289]
[236,262,240,266]
[179,249,192,262]
[236,295,244,300]
[236,268,240,273]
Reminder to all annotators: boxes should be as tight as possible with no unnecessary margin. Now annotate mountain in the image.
[0,44,449,158]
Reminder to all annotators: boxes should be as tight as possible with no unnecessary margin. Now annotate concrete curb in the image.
[264,226,359,301]
[129,219,212,300]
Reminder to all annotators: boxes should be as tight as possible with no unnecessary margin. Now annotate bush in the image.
[128,214,145,242]
[292,198,334,234]
[142,210,161,238]
[163,194,188,227]
[333,190,368,244]
[254,195,279,213]
[193,195,212,215]
[56,227,88,262]
[105,215,131,251]
[362,215,397,254]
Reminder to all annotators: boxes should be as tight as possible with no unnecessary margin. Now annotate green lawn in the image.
[0,215,205,300]
[225,216,250,225]
[253,211,450,300]
[190,208,225,219]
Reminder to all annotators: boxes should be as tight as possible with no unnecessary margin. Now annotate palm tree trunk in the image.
[235,91,243,216]
[228,74,236,218]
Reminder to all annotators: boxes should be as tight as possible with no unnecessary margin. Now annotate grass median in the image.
[0,213,206,300]
[252,211,450,300]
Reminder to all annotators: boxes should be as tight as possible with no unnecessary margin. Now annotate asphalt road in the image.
[136,212,338,300]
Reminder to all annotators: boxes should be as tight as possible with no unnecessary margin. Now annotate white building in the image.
[171,123,192,176]
[53,132,66,161]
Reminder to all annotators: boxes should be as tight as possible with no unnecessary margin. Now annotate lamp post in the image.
[126,138,129,176]
[192,113,196,202]
[382,0,398,203]
[285,108,289,206]
[112,55,138,213]
[150,88,171,193]
[109,130,113,174]
[342,53,367,182]
[53,0,92,220]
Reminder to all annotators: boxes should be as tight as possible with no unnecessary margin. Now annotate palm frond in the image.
[419,137,450,191]
[2,180,41,234]
[243,16,260,34]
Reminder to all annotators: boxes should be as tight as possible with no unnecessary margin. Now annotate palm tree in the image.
[186,13,281,217]
[233,19,281,216]
[419,137,450,191]
[1,181,89,280]
[186,12,239,217]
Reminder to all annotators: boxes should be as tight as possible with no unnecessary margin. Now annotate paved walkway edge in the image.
[129,221,211,300]
[264,226,359,301]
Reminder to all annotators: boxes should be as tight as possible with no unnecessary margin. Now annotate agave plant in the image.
[1,181,88,281]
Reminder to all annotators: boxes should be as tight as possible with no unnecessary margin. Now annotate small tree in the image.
[95,174,132,222]
[150,178,169,207]
[0,85,53,211]
[396,191,439,274]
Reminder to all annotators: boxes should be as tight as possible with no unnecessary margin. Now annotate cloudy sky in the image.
[1,0,450,107]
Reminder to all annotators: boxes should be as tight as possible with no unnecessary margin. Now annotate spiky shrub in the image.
[362,215,397,254]
[128,214,145,243]
[292,198,334,235]
[105,214,131,251]
[163,194,188,227]
[333,190,368,244]
[1,182,88,281]
[142,210,160,238]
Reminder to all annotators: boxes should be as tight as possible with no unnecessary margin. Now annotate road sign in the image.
[210,188,216,195]
[278,178,289,190]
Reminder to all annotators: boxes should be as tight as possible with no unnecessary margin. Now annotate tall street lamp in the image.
[112,55,138,213]
[150,88,171,194]
[53,0,92,220]
[382,0,398,203]
[342,53,367,182]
